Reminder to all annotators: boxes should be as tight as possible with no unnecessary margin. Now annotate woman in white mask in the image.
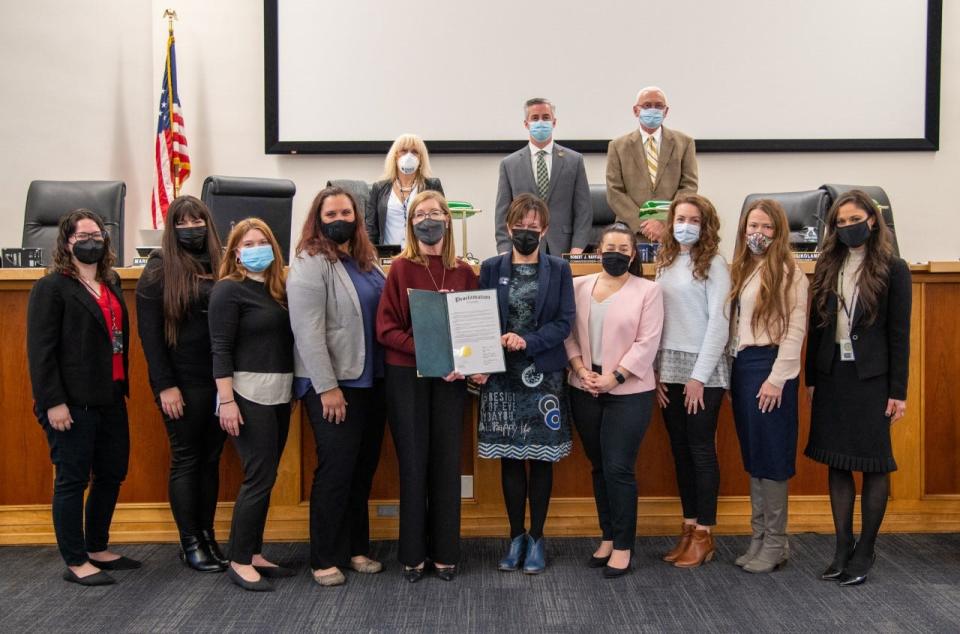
[654,194,730,568]
[367,134,444,246]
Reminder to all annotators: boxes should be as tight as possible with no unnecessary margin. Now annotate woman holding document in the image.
[478,194,575,575]
[375,190,478,582]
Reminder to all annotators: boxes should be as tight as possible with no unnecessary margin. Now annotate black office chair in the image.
[740,190,831,252]
[23,180,126,266]
[820,184,899,257]
[586,184,618,252]
[201,176,296,263]
[326,179,372,224]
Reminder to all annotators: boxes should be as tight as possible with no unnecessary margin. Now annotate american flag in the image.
[151,28,191,229]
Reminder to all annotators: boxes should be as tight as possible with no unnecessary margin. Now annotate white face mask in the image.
[397,152,420,175]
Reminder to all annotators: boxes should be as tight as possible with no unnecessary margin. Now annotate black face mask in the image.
[73,239,106,264]
[413,218,445,246]
[175,226,208,254]
[511,229,541,256]
[321,219,357,245]
[601,251,632,277]
[836,220,871,248]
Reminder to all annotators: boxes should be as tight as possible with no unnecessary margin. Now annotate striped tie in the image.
[536,150,549,199]
[645,136,658,184]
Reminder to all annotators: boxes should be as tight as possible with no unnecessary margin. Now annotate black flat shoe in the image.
[63,568,116,586]
[92,555,142,571]
[435,565,457,581]
[602,562,632,579]
[254,564,297,578]
[403,566,425,583]
[227,567,274,592]
[588,555,611,568]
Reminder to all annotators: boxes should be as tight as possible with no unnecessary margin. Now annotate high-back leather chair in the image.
[326,179,372,225]
[201,176,296,263]
[820,184,899,257]
[740,190,831,251]
[23,180,126,265]
[586,184,618,252]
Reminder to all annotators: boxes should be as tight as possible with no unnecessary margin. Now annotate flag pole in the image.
[163,9,180,197]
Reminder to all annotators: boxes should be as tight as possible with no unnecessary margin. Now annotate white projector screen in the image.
[264,0,941,154]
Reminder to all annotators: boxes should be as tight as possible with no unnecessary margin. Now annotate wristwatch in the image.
[612,370,626,384]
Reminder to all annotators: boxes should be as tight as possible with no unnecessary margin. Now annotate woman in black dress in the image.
[804,189,910,586]
[136,196,227,573]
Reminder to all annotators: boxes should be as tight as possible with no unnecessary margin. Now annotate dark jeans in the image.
[304,381,387,570]
[38,384,129,566]
[661,383,724,526]
[162,385,226,539]
[570,387,653,551]
[385,364,466,567]
[227,394,290,565]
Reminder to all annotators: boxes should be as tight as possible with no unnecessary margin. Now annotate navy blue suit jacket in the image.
[478,251,574,373]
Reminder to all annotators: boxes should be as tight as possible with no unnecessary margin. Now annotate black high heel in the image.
[837,551,877,587]
[821,544,855,580]
[435,565,458,581]
[403,565,425,583]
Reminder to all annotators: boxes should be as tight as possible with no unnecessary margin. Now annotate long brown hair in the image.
[599,223,642,277]
[295,186,377,271]
[49,209,117,281]
[812,189,894,327]
[656,193,721,280]
[727,199,798,342]
[140,196,223,346]
[398,190,459,269]
[218,218,287,307]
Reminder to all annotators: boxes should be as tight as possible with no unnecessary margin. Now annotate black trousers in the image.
[385,364,466,567]
[162,385,226,539]
[227,394,290,565]
[38,384,129,566]
[570,387,653,551]
[304,381,387,570]
[660,383,724,526]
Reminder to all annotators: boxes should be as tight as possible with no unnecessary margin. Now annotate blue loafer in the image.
[498,534,527,571]
[522,535,546,575]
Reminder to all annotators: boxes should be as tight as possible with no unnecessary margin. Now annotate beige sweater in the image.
[732,264,809,388]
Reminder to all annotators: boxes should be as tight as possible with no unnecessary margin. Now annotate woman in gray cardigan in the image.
[287,186,387,587]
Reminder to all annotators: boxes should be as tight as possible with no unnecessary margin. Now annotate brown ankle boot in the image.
[663,523,695,562]
[674,529,715,568]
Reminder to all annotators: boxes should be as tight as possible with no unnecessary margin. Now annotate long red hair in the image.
[295,186,377,271]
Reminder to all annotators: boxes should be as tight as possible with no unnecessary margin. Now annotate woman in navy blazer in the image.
[477,194,575,574]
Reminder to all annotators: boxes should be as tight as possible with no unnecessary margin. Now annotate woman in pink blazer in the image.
[565,223,664,578]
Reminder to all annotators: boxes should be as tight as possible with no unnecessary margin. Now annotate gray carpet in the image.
[1,534,959,633]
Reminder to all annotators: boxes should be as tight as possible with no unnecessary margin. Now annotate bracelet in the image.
[220,399,234,405]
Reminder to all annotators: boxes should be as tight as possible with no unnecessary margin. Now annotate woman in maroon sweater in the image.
[376,190,478,582]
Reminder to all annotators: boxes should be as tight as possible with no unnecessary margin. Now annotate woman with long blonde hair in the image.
[727,199,808,574]
[209,218,295,591]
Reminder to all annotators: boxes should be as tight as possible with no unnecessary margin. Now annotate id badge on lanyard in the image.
[838,270,857,362]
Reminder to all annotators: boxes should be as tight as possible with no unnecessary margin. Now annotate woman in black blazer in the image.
[477,194,575,574]
[365,133,443,246]
[27,209,138,586]
[804,189,911,586]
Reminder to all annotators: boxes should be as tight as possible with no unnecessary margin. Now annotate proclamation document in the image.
[446,290,506,375]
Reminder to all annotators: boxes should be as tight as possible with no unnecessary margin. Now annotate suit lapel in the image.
[333,260,362,318]
[70,280,109,338]
[629,130,654,189]
[655,128,676,190]
[545,145,566,202]
[496,254,512,331]
[534,254,550,323]
[520,145,538,193]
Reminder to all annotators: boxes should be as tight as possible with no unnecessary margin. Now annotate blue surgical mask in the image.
[528,120,553,143]
[673,222,701,246]
[239,244,274,272]
[639,108,664,129]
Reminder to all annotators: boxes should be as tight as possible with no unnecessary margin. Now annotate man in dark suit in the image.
[606,87,699,242]
[495,98,592,255]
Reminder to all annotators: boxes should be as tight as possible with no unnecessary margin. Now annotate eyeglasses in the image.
[412,211,446,222]
[73,231,105,241]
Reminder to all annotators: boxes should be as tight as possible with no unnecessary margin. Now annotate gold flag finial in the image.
[163,9,178,33]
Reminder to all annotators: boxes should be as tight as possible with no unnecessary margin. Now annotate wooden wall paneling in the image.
[0,290,53,505]
[922,281,960,495]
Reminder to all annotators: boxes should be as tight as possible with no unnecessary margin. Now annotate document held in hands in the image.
[408,288,506,377]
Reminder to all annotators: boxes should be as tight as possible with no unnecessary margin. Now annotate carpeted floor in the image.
[1,534,959,633]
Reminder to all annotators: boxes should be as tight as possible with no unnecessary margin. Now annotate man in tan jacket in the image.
[605,86,698,241]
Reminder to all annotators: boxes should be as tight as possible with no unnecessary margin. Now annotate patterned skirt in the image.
[478,353,572,462]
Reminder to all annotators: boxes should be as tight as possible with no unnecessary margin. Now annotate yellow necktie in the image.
[645,136,658,184]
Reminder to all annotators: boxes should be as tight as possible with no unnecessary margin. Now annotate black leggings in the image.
[162,385,226,539]
[828,467,890,574]
[660,383,724,526]
[501,459,553,540]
